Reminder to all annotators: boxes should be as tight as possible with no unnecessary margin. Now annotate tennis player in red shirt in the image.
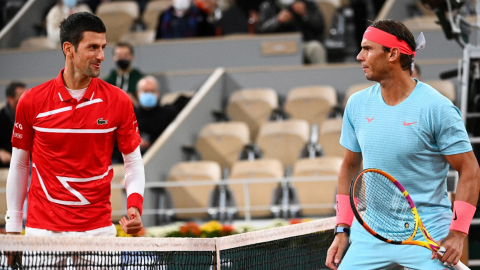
[5,12,145,237]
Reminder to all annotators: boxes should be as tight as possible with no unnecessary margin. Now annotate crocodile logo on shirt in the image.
[97,118,108,125]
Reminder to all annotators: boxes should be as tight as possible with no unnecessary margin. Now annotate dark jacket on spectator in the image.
[256,0,324,42]
[134,104,178,154]
[155,6,215,39]
[0,105,14,168]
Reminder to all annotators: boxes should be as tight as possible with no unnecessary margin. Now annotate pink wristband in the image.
[336,194,355,226]
[449,200,476,234]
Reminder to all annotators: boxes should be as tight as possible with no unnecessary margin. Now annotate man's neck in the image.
[63,65,92,90]
[379,69,416,106]
[117,68,132,76]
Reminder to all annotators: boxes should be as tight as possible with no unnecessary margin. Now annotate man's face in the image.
[137,79,159,98]
[8,86,27,111]
[71,31,106,78]
[356,38,390,81]
[113,46,133,62]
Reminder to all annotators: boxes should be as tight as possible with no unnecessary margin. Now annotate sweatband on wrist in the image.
[5,211,23,233]
[336,194,354,226]
[127,193,144,216]
[449,200,476,234]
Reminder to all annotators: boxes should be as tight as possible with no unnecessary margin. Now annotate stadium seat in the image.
[256,119,310,167]
[284,85,337,130]
[160,91,195,106]
[423,80,456,102]
[228,159,284,218]
[119,30,156,45]
[343,82,375,109]
[143,0,171,30]
[166,161,221,219]
[96,1,139,43]
[318,118,344,158]
[19,36,58,50]
[292,156,342,216]
[0,168,8,225]
[226,88,278,141]
[195,122,250,170]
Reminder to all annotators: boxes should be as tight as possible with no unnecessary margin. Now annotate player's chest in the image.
[34,99,116,130]
[355,107,426,151]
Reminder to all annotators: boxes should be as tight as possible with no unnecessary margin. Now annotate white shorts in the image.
[25,224,117,237]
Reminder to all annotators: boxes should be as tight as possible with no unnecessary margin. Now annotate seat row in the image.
[165,156,342,220]
[195,118,343,171]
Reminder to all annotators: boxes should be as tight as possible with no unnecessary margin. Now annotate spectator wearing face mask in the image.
[104,42,144,105]
[46,0,92,45]
[135,76,178,154]
[155,0,215,40]
[256,0,326,64]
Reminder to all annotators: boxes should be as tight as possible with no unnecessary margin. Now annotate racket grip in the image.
[438,246,470,270]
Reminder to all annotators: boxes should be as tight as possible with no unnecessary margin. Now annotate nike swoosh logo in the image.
[403,121,417,126]
[453,211,457,220]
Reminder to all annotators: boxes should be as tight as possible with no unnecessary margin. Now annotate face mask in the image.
[116,59,131,71]
[279,0,295,6]
[62,0,77,9]
[173,0,191,11]
[139,92,158,108]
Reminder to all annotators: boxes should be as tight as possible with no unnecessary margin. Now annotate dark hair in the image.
[114,42,134,56]
[6,81,26,99]
[59,12,106,54]
[370,20,416,72]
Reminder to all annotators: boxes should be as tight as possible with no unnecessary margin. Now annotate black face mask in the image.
[116,59,131,71]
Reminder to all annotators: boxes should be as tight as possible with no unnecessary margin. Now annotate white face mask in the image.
[173,0,191,11]
[279,0,295,6]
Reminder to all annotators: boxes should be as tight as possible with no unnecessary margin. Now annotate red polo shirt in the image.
[11,69,141,231]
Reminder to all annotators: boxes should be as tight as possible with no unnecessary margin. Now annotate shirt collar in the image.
[55,68,97,102]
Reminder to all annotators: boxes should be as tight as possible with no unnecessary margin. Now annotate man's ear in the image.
[63,42,74,57]
[388,47,400,62]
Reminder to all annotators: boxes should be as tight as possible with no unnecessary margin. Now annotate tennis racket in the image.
[349,168,469,270]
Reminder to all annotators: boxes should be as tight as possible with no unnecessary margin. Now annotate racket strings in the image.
[354,172,416,241]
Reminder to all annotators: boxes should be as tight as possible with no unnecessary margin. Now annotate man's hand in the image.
[431,230,466,267]
[326,233,349,269]
[0,149,12,164]
[119,207,143,235]
[277,9,293,24]
[291,1,306,17]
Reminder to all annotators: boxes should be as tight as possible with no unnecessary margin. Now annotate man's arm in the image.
[120,146,145,234]
[326,149,362,270]
[5,147,30,234]
[435,151,480,266]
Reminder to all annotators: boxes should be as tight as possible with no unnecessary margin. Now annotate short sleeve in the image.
[116,99,141,155]
[11,91,34,151]
[340,98,361,153]
[434,104,472,155]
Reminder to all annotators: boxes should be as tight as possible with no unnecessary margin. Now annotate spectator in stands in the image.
[104,42,144,105]
[412,63,421,80]
[256,0,326,64]
[46,0,92,45]
[212,0,251,35]
[155,0,215,40]
[0,82,27,168]
[135,76,178,154]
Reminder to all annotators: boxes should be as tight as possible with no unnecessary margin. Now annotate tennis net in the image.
[0,217,335,269]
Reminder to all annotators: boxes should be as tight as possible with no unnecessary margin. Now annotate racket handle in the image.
[438,246,471,270]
